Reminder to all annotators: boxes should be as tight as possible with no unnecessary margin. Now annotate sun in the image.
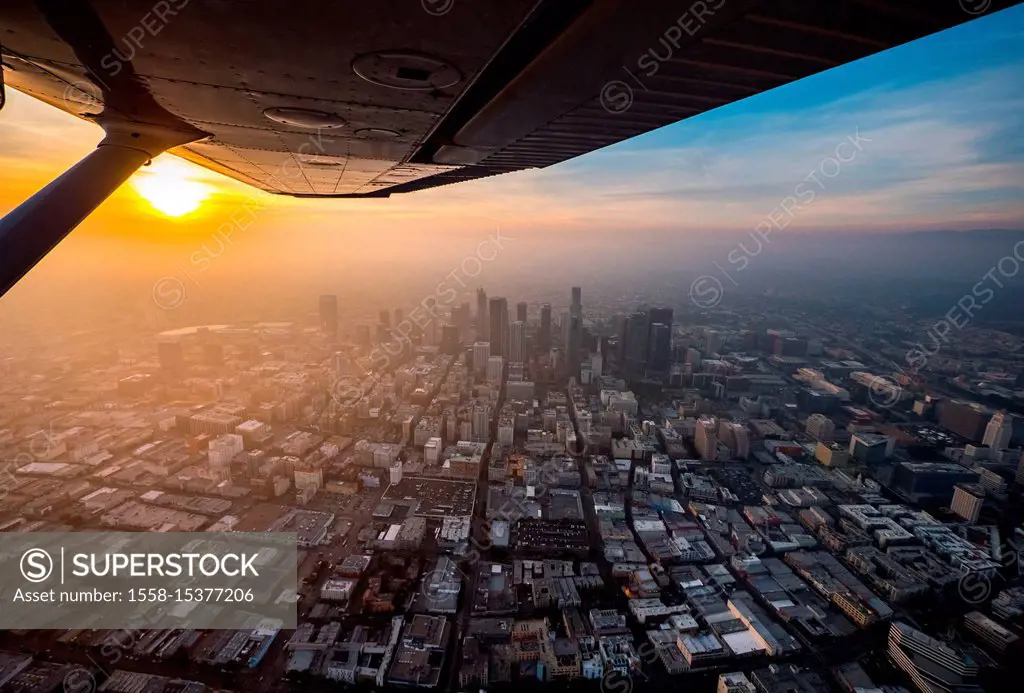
[130,156,215,217]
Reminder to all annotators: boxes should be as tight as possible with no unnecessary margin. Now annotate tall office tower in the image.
[538,303,552,352]
[379,309,391,328]
[489,296,509,357]
[476,288,488,329]
[616,318,628,365]
[472,342,490,375]
[647,307,673,370]
[318,294,338,336]
[624,311,649,377]
[486,355,504,383]
[695,417,718,461]
[648,307,672,331]
[582,326,596,353]
[510,321,527,364]
[887,621,980,693]
[983,410,1014,450]
[158,340,185,378]
[394,308,403,327]
[472,405,491,441]
[454,302,472,334]
[441,326,460,355]
[568,287,583,376]
[568,313,582,377]
[516,301,528,323]
[648,323,671,372]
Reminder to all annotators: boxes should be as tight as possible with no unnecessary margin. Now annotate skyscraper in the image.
[489,296,509,357]
[539,303,552,352]
[472,404,491,441]
[648,323,671,372]
[318,294,338,337]
[568,313,582,377]
[568,287,583,377]
[516,301,527,323]
[560,310,571,351]
[472,341,490,375]
[379,309,391,328]
[453,302,472,335]
[476,288,488,330]
[983,411,1014,450]
[624,311,649,377]
[486,356,504,383]
[647,307,673,371]
[648,307,672,330]
[441,325,460,354]
[510,320,527,364]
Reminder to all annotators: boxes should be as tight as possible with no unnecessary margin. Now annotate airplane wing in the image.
[1,0,1019,199]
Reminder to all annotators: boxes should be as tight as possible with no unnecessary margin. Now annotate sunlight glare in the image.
[130,157,215,217]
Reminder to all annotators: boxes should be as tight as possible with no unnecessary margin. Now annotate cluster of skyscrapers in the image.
[319,286,675,385]
[619,306,674,377]
[473,286,584,376]
[471,286,674,382]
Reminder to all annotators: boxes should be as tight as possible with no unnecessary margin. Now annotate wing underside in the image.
[1,0,1017,197]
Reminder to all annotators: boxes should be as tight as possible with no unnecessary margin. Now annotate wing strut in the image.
[0,119,203,298]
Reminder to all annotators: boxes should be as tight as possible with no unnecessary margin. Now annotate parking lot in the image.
[710,466,767,505]
[382,476,476,517]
